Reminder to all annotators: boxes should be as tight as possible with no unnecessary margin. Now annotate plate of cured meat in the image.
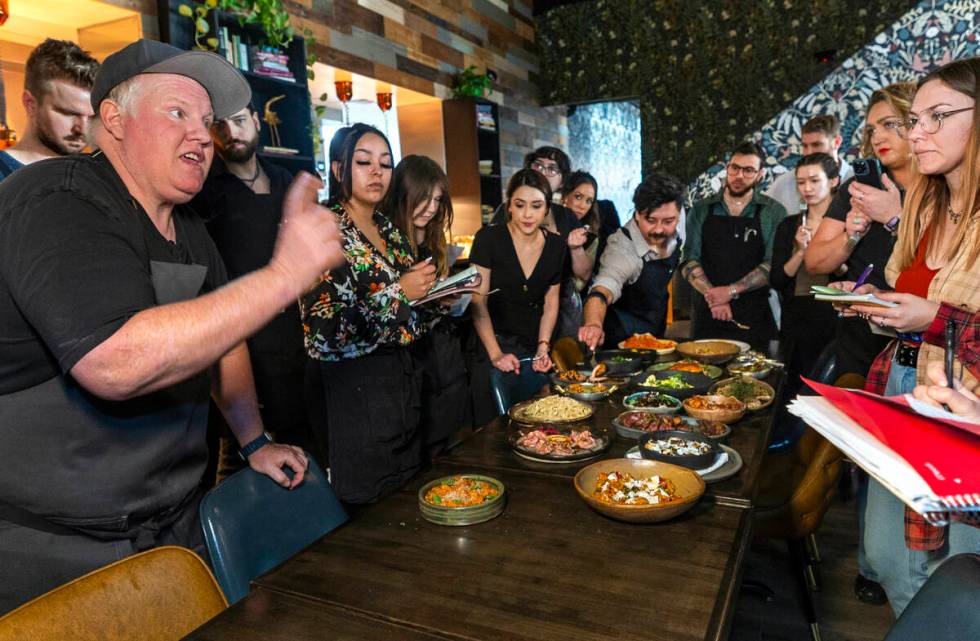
[509,425,611,463]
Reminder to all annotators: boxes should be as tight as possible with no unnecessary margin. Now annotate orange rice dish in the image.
[423,476,499,508]
[622,334,676,350]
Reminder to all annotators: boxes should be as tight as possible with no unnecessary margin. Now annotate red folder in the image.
[803,377,980,507]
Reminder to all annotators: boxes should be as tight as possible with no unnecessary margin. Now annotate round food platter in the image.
[676,340,742,364]
[621,391,682,413]
[614,411,732,441]
[509,425,611,464]
[507,395,594,425]
[695,338,750,353]
[709,376,776,412]
[595,349,647,375]
[624,444,743,483]
[553,381,618,402]
[726,361,772,379]
[573,459,704,523]
[638,430,719,469]
[617,335,677,355]
[613,411,696,440]
[418,474,506,526]
[648,360,724,379]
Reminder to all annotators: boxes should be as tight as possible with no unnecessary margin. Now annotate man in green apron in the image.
[0,40,345,614]
[681,141,786,347]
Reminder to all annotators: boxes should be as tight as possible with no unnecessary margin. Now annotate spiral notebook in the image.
[789,378,980,523]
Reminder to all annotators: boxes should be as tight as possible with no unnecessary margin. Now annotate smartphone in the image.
[852,158,884,190]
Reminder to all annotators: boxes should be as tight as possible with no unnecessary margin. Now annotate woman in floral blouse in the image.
[300,124,437,504]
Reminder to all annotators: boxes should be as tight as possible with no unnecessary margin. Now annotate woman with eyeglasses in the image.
[801,83,916,607]
[840,58,980,616]
[805,83,917,378]
[300,124,436,505]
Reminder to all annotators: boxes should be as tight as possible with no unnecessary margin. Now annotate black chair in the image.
[884,553,980,641]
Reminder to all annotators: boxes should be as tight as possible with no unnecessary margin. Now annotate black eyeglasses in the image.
[904,107,974,134]
[530,161,562,177]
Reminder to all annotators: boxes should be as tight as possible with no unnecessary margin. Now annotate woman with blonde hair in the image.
[844,56,980,616]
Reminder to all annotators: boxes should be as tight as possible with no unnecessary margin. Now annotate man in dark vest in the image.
[578,174,684,350]
[0,39,344,614]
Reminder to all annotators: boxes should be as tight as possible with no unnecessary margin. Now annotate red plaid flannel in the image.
[922,303,980,380]
[865,306,980,551]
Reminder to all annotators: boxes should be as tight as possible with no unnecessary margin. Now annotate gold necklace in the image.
[948,203,962,224]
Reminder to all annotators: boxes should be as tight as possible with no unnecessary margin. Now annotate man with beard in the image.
[0,39,98,179]
[578,174,684,350]
[681,142,785,346]
[191,103,314,473]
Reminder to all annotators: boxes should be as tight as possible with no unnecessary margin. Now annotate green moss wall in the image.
[537,0,917,182]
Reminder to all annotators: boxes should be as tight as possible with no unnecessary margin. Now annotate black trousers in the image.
[316,348,423,505]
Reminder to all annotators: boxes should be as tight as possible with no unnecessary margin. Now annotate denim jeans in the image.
[864,358,980,616]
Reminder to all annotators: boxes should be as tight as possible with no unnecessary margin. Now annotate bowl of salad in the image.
[630,370,713,400]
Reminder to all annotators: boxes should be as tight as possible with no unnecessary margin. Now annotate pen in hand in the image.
[838,263,874,318]
[945,319,957,401]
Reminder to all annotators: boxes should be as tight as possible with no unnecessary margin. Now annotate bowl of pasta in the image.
[573,458,705,523]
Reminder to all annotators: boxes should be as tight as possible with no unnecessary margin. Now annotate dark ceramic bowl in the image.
[638,430,719,470]
[596,349,646,376]
[630,370,713,400]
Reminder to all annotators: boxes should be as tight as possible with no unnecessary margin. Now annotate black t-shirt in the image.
[824,177,897,291]
[469,223,564,351]
[0,153,228,394]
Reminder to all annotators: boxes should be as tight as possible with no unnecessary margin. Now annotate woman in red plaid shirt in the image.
[836,57,980,615]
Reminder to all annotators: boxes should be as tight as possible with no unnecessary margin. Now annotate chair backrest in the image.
[489,368,547,415]
[885,553,980,641]
[199,454,348,604]
[551,336,584,373]
[0,546,226,641]
[784,428,845,539]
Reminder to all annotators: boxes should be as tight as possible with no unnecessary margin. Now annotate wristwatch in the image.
[238,432,273,461]
[885,215,901,233]
[729,286,739,300]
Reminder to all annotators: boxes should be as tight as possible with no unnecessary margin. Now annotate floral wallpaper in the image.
[537,0,918,183]
[686,0,980,202]
[567,100,642,221]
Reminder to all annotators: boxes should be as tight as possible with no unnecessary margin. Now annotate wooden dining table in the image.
[185,359,785,641]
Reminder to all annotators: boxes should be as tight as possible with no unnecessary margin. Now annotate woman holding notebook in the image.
[300,125,435,504]
[838,57,980,616]
[384,155,468,455]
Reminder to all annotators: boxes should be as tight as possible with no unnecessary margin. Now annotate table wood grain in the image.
[252,464,753,641]
[183,587,453,640]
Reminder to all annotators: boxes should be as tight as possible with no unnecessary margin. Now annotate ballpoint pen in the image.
[839,263,874,318]
[945,319,957,411]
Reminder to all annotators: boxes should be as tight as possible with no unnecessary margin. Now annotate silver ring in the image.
[858,194,864,201]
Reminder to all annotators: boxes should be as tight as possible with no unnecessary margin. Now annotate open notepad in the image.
[809,285,897,308]
[410,265,482,306]
[790,378,980,524]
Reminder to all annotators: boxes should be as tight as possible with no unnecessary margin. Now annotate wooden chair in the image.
[0,546,226,641]
[199,453,348,604]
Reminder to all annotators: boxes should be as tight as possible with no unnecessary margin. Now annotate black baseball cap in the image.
[90,39,251,119]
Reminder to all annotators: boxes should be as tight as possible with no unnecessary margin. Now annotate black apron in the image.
[317,347,423,505]
[692,202,776,347]
[0,259,210,547]
[604,227,681,347]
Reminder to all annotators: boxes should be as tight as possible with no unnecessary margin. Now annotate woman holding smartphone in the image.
[770,153,840,391]
[384,155,468,454]
[840,58,980,616]
[470,169,563,411]
[301,124,436,504]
